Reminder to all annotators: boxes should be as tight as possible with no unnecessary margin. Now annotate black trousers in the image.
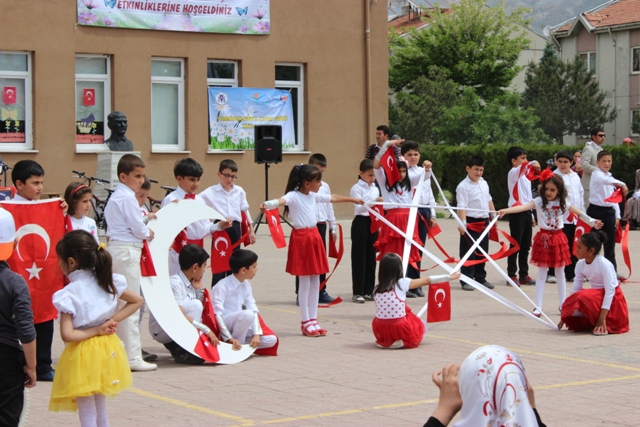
[351,216,378,296]
[211,221,242,287]
[586,204,617,271]
[34,320,53,376]
[0,344,26,427]
[459,217,489,283]
[406,208,430,280]
[547,223,577,279]
[507,210,533,278]
[295,223,327,293]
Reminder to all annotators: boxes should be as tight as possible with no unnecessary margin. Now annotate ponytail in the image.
[283,164,322,216]
[579,230,607,255]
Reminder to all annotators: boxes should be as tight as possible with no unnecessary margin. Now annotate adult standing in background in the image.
[581,127,605,208]
[365,125,401,160]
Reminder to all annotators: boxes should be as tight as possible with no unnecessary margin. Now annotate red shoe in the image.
[520,276,535,285]
[506,276,519,287]
[301,320,320,337]
[310,319,327,336]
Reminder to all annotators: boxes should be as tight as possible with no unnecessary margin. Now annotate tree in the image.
[522,44,617,142]
[389,0,531,100]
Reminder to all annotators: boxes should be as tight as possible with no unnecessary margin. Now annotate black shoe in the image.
[461,283,475,291]
[478,280,494,290]
[37,370,55,382]
[142,349,158,362]
[296,295,299,306]
[406,290,418,298]
[318,290,335,304]
[413,288,425,297]
[165,341,205,365]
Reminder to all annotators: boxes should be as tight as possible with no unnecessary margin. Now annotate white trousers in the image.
[223,310,277,349]
[149,299,203,344]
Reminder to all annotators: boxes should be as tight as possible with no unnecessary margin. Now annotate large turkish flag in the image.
[1,199,65,323]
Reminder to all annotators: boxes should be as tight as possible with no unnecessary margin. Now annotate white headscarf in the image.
[454,345,538,427]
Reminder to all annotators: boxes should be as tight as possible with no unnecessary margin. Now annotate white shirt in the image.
[534,197,571,231]
[456,176,492,219]
[350,179,380,216]
[199,183,251,223]
[282,191,331,228]
[161,187,220,239]
[418,178,436,207]
[169,271,199,307]
[374,167,413,208]
[507,163,534,207]
[315,181,336,230]
[589,169,624,219]
[104,183,150,242]
[52,270,127,329]
[11,194,30,202]
[554,169,584,224]
[571,255,618,310]
[407,165,431,188]
[374,278,411,319]
[69,215,99,243]
[211,274,259,317]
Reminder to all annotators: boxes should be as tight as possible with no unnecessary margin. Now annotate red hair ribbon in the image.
[538,168,554,182]
[72,184,89,195]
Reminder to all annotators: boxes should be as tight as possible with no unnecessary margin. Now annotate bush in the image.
[422,143,640,210]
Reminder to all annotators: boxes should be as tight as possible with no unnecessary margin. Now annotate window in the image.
[0,52,32,150]
[207,61,238,87]
[633,47,640,74]
[75,55,110,151]
[151,59,184,150]
[580,52,596,73]
[632,110,640,136]
[275,63,304,151]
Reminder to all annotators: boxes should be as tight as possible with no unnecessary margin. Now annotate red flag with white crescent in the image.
[427,281,451,323]
[265,208,286,248]
[380,149,401,188]
[83,88,96,106]
[572,218,592,256]
[1,199,65,323]
[3,86,17,104]
[241,210,252,247]
[604,187,623,204]
[140,241,157,277]
[369,205,385,234]
[210,230,233,274]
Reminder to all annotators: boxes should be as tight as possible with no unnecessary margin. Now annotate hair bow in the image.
[539,168,554,182]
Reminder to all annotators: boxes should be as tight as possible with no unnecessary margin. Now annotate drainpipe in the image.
[364,0,373,150]
[608,27,617,144]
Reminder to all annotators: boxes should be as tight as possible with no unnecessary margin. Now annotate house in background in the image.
[552,0,640,145]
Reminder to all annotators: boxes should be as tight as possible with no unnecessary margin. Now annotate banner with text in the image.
[208,88,295,150]
[77,0,270,34]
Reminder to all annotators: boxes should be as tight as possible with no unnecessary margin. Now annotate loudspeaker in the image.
[254,125,283,164]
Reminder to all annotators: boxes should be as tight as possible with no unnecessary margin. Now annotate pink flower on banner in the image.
[82,0,102,9]
[102,16,116,27]
[253,21,270,34]
[78,11,99,25]
[252,7,267,19]
[153,15,203,32]
[237,25,250,34]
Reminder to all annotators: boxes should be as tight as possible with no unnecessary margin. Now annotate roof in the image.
[388,8,453,36]
[554,0,640,36]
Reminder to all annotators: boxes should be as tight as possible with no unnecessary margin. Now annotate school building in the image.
[0,1,389,217]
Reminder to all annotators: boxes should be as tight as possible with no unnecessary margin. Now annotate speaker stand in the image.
[253,163,292,232]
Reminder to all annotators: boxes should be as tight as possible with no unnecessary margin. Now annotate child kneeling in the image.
[372,253,459,349]
[212,250,278,355]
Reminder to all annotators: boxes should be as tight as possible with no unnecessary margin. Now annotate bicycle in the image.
[72,170,112,231]
[145,178,162,212]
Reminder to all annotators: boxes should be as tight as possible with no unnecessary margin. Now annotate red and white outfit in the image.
[561,255,629,334]
[372,278,426,348]
[530,198,572,269]
[67,215,99,244]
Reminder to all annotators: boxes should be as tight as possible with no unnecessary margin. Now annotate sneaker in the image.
[129,357,157,372]
[461,283,475,291]
[546,276,557,284]
[506,276,519,287]
[413,288,426,297]
[318,290,335,304]
[37,370,55,382]
[352,295,365,303]
[519,276,535,285]
[142,349,158,362]
[406,290,418,298]
[479,280,494,290]
[375,340,404,349]
[532,308,541,318]
[363,294,374,301]
[174,349,205,365]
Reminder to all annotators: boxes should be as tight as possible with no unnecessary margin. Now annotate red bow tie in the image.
[184,193,196,200]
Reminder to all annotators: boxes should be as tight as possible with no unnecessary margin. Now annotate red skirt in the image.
[285,228,330,276]
[530,229,572,268]
[375,208,423,264]
[372,305,426,349]
[561,286,629,334]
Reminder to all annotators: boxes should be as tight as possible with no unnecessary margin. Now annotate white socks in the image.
[535,267,567,312]
[77,394,108,427]
[298,275,321,329]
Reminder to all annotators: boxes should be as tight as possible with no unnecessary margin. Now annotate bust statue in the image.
[104,111,134,151]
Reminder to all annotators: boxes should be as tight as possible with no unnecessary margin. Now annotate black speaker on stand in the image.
[252,125,292,231]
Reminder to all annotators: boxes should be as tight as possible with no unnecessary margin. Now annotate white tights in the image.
[298,275,320,324]
[535,267,567,312]
[77,394,109,427]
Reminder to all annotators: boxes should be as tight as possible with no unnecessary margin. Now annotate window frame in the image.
[632,110,640,137]
[74,54,111,153]
[580,51,597,74]
[207,60,238,88]
[275,62,304,152]
[151,58,185,152]
[0,51,33,151]
[632,47,640,74]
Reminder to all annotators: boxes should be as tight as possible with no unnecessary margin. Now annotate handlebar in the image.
[161,185,175,191]
[149,179,159,184]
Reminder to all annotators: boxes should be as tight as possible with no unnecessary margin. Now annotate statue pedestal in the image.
[96,151,141,200]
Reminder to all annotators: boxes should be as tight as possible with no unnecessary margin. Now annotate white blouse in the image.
[571,255,618,310]
[69,215,99,243]
[534,197,571,231]
[282,190,331,229]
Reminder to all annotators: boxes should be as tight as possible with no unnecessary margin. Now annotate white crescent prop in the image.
[142,200,256,364]
[15,224,51,262]
[213,236,229,251]
[434,288,446,303]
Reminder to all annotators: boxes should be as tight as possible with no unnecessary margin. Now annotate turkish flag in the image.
[241,211,252,247]
[380,149,401,188]
[1,199,65,324]
[3,86,17,105]
[193,330,221,363]
[427,221,442,239]
[140,241,156,276]
[369,205,385,233]
[265,208,286,248]
[573,218,592,256]
[83,88,96,106]
[604,187,623,204]
[427,281,451,323]
[201,288,220,337]
[210,230,233,274]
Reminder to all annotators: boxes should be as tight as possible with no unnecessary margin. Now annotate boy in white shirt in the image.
[211,249,278,354]
[104,154,156,371]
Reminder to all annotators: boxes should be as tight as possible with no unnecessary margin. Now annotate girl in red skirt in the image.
[372,253,459,348]
[558,230,629,335]
[261,164,363,337]
[373,140,423,268]
[499,172,602,317]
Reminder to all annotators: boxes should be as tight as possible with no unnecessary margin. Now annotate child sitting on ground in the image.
[211,249,278,355]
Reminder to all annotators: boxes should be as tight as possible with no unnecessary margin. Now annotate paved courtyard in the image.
[25,218,639,426]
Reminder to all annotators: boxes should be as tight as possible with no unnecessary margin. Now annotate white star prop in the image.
[25,262,43,280]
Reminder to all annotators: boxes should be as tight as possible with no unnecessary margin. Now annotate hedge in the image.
[420,143,640,210]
